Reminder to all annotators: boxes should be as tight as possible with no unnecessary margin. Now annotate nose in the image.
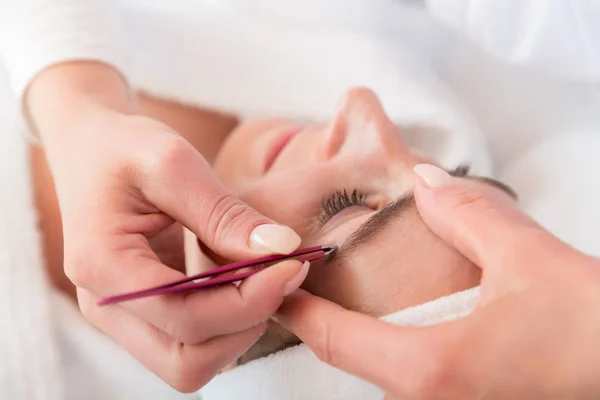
[321,87,411,161]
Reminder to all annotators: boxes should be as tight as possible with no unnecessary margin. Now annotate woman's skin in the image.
[279,166,600,399]
[210,87,517,361]
[33,86,509,365]
[34,86,494,309]
[24,63,600,400]
[28,61,305,392]
[33,78,598,399]
[212,87,487,314]
[30,92,239,300]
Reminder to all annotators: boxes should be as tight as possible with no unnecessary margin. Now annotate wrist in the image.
[25,61,137,145]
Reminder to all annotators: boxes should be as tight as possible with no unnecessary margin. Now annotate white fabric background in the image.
[0,1,599,399]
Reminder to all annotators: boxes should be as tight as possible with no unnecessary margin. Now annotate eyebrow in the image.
[326,165,516,261]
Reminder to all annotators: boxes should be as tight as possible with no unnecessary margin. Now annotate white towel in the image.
[200,288,480,400]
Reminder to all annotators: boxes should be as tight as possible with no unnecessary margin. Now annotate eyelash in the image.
[318,189,367,226]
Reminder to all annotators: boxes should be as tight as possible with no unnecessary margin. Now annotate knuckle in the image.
[161,296,215,344]
[63,232,113,288]
[444,186,492,218]
[169,374,202,394]
[76,291,96,322]
[498,226,551,269]
[515,226,552,251]
[163,319,206,345]
[409,358,453,397]
[139,135,191,176]
[166,363,199,393]
[64,233,115,290]
[205,194,259,252]
[310,318,338,368]
[506,229,535,258]
[403,345,475,399]
[164,348,211,393]
[63,247,95,287]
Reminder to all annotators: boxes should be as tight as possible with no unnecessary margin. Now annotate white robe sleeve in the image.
[0,0,127,100]
[425,0,600,82]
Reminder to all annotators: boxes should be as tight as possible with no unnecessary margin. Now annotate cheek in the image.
[214,119,289,185]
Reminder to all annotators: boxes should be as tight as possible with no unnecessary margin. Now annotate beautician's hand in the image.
[277,163,600,399]
[27,62,304,392]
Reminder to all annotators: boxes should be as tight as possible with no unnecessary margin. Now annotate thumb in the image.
[412,164,548,268]
[276,289,467,398]
[138,137,301,260]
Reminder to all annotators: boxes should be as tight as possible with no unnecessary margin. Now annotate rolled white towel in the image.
[200,287,480,400]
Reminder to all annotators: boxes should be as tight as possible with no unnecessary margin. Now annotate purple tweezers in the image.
[97,245,336,306]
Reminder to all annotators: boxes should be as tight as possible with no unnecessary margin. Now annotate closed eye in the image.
[318,189,368,226]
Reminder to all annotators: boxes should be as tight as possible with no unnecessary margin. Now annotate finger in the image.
[134,136,300,259]
[77,249,307,344]
[412,164,558,268]
[148,222,186,273]
[78,288,266,393]
[276,290,467,397]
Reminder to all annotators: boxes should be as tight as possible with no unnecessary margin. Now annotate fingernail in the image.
[413,164,453,188]
[283,261,310,296]
[249,224,301,254]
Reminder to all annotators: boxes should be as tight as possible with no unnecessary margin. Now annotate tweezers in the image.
[97,245,336,306]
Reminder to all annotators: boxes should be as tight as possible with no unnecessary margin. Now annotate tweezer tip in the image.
[321,245,338,256]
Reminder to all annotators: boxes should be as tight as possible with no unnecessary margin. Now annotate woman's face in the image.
[214,88,489,316]
[215,87,429,255]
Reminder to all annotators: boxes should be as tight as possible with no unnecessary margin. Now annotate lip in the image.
[263,126,304,173]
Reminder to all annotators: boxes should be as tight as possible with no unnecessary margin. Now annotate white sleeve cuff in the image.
[0,0,128,101]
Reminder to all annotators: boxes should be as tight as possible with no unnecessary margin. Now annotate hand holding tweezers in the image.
[97,245,336,306]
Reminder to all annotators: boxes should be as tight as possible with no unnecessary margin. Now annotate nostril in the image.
[322,117,347,159]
